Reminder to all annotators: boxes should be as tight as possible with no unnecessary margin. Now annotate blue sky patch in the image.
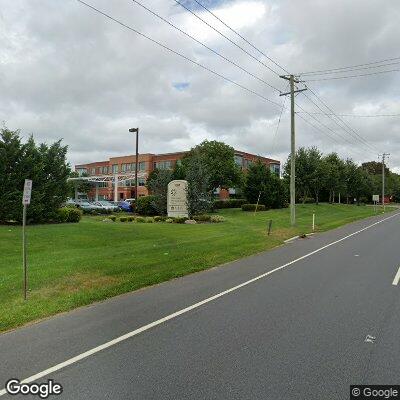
[173,82,190,91]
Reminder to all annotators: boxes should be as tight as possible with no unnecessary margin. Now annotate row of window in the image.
[80,159,181,176]
[95,178,147,188]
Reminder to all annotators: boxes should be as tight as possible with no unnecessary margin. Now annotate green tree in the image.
[147,169,173,215]
[244,160,287,209]
[0,127,70,223]
[185,151,211,216]
[183,140,242,191]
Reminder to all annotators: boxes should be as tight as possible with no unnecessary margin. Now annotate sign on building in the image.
[22,179,33,205]
[372,194,379,202]
[167,180,188,218]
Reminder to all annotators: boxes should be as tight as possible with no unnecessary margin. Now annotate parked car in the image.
[92,200,119,211]
[75,201,103,212]
[118,200,133,212]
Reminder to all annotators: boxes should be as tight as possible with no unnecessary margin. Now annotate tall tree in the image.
[185,151,211,216]
[244,160,287,209]
[0,127,70,223]
[183,140,242,191]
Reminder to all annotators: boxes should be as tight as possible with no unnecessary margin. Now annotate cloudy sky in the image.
[1,0,399,171]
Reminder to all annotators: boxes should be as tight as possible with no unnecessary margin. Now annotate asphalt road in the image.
[1,211,400,399]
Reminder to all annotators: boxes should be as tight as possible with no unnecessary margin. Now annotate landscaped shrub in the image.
[210,215,225,223]
[127,216,135,222]
[145,217,155,223]
[82,208,112,215]
[109,215,117,222]
[154,216,166,222]
[213,199,246,209]
[193,214,211,222]
[57,207,82,223]
[119,217,127,222]
[173,217,188,224]
[135,216,146,223]
[241,204,266,212]
[136,195,158,216]
[165,218,174,223]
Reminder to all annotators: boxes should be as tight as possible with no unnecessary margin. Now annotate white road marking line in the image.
[0,212,399,397]
[392,266,400,286]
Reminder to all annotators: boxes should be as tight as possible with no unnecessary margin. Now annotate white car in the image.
[92,201,119,211]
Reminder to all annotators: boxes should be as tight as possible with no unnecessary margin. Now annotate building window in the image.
[138,178,146,186]
[270,164,280,175]
[139,161,146,171]
[97,182,108,188]
[243,159,253,169]
[76,168,87,176]
[112,164,118,174]
[234,154,243,167]
[154,161,172,170]
[102,166,109,174]
[91,168,96,175]
[126,163,131,171]
[124,178,146,187]
[121,163,127,172]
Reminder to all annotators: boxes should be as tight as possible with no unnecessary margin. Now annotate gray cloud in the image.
[0,0,399,172]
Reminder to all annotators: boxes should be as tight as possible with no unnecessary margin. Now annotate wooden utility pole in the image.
[280,75,307,226]
[381,153,390,212]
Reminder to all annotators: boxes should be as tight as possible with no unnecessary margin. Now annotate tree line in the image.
[283,147,400,204]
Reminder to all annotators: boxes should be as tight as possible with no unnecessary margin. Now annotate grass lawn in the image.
[0,204,395,332]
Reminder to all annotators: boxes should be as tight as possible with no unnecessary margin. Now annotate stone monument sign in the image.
[167,180,189,218]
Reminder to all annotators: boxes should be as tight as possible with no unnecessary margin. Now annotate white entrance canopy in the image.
[68,172,147,201]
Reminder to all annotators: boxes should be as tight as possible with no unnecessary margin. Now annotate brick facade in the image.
[75,150,280,201]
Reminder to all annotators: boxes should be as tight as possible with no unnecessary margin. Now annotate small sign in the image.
[167,180,188,218]
[372,194,379,202]
[22,179,33,205]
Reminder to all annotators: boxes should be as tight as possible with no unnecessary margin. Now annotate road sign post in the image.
[372,195,379,214]
[22,179,32,300]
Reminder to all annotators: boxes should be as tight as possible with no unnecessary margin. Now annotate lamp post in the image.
[129,128,139,206]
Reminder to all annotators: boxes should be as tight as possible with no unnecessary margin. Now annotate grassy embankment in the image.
[0,204,395,332]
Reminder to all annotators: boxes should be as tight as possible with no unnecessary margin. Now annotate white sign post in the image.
[372,194,379,213]
[167,180,188,218]
[22,179,32,300]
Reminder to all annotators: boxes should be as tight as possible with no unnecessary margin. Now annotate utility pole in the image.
[380,153,390,212]
[280,75,307,226]
[129,128,139,205]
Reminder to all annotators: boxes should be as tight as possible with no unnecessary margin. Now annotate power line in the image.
[173,0,282,77]
[296,112,371,159]
[75,0,282,108]
[296,103,358,149]
[296,113,341,146]
[302,68,400,82]
[189,0,290,75]
[271,84,289,156]
[297,112,400,118]
[131,0,281,92]
[305,87,380,153]
[298,56,400,76]
[301,91,378,154]
[299,60,400,77]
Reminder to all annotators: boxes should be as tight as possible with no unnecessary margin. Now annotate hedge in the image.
[213,199,247,209]
[57,207,82,223]
[241,204,266,212]
[136,195,158,216]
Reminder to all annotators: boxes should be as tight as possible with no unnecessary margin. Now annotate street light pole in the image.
[129,128,139,206]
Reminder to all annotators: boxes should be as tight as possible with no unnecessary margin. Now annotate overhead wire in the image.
[131,0,281,92]
[75,0,282,108]
[189,0,290,75]
[173,0,282,77]
[298,56,400,76]
[302,68,400,82]
[304,87,380,153]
